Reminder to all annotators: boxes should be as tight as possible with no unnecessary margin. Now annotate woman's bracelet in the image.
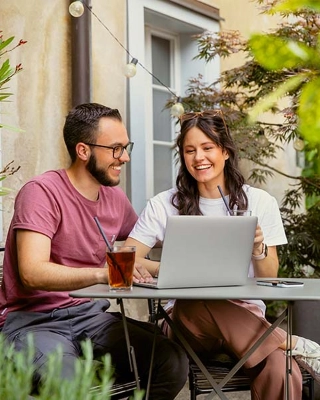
[252,243,268,260]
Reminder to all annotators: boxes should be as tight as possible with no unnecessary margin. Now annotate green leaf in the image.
[0,36,14,53]
[0,94,12,101]
[248,74,307,123]
[0,123,24,132]
[0,59,14,83]
[0,187,12,196]
[273,0,320,13]
[298,77,320,144]
[249,34,320,70]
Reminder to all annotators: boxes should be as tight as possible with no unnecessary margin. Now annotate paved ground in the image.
[175,383,250,399]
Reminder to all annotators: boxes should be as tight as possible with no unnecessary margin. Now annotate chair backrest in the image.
[0,247,5,286]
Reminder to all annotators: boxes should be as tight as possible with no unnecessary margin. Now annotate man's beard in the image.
[86,153,119,187]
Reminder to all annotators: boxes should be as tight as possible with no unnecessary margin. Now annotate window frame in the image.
[127,0,220,213]
[145,27,180,198]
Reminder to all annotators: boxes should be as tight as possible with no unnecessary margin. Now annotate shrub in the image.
[0,333,143,400]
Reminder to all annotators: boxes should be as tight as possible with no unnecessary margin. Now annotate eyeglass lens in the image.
[114,142,134,159]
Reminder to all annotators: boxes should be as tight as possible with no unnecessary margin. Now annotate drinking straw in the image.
[217,185,232,215]
[94,216,128,285]
[94,216,113,252]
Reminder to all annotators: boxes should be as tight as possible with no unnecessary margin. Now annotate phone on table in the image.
[256,279,304,288]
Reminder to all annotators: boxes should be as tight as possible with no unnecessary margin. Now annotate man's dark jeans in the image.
[2,300,188,400]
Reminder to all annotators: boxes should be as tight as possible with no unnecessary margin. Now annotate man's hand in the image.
[133,263,154,283]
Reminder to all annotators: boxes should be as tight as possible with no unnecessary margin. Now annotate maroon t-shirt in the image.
[0,169,138,326]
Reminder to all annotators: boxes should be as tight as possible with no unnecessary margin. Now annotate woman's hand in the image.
[133,262,154,283]
[252,224,264,256]
[251,224,279,277]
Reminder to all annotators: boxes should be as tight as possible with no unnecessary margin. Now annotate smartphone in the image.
[256,279,304,288]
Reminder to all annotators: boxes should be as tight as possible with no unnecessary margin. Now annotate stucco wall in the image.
[0,1,148,318]
[0,0,128,238]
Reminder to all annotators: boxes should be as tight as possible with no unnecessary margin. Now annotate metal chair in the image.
[0,247,5,286]
[90,380,137,399]
[188,355,314,400]
[148,298,315,400]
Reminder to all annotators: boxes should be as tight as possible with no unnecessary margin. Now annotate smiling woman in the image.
[123,109,320,400]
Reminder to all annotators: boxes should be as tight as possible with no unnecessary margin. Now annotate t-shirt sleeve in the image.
[116,194,138,241]
[12,181,61,238]
[128,196,169,248]
[250,189,287,246]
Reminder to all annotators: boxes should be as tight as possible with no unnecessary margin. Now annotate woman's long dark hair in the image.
[171,110,248,215]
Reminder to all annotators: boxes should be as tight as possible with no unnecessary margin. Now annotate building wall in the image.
[0,0,128,239]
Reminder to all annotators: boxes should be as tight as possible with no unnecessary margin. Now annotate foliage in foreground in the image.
[249,0,320,146]
[0,333,143,400]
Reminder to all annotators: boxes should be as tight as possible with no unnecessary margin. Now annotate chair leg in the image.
[308,377,314,400]
[189,388,196,400]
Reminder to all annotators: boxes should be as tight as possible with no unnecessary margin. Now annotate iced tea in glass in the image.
[107,245,135,291]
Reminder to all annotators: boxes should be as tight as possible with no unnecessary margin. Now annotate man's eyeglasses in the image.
[84,142,134,159]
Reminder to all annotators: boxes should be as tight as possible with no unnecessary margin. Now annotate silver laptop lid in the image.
[156,215,257,289]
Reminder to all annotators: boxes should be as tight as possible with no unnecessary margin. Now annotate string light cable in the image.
[69,0,184,116]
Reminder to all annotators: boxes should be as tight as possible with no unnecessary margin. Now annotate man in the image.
[0,103,188,399]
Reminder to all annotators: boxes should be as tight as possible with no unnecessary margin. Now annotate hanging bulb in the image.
[171,97,184,118]
[257,128,269,146]
[124,58,138,78]
[293,138,305,151]
[258,136,269,146]
[69,1,84,17]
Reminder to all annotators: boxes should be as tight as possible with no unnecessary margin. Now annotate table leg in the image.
[157,304,229,400]
[117,298,140,390]
[285,301,293,400]
[145,299,162,400]
[158,304,289,400]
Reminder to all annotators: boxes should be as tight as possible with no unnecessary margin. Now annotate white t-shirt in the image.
[129,185,287,314]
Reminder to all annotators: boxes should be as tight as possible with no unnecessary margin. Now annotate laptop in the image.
[134,215,257,289]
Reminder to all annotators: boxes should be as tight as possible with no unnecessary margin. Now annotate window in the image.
[127,0,220,213]
[147,31,178,196]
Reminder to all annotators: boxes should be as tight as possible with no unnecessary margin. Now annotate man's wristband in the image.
[252,243,268,260]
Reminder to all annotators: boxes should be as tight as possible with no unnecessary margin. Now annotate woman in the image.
[126,110,320,399]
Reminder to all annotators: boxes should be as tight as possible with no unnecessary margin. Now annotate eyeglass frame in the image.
[83,141,134,159]
[179,109,224,123]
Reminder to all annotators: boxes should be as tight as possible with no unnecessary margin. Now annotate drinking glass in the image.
[107,245,136,291]
[229,210,252,216]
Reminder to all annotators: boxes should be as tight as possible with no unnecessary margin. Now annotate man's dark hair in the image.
[63,103,122,162]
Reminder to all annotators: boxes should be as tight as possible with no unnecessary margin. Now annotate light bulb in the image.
[293,138,305,151]
[69,1,84,17]
[171,101,184,118]
[258,135,269,147]
[124,58,138,78]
